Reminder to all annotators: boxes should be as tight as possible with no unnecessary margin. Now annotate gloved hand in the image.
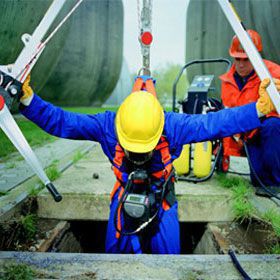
[20,74,34,106]
[256,78,280,116]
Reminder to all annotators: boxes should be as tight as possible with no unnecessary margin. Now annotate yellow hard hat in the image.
[115,91,164,153]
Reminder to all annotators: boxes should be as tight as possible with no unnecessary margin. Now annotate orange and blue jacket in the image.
[220,59,280,156]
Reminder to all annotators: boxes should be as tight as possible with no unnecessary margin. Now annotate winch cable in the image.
[137,0,153,76]
[228,249,252,280]
[114,169,175,236]
[243,141,280,201]
[14,0,84,83]
[0,0,84,202]
[217,0,280,113]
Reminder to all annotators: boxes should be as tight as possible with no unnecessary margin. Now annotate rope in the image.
[17,0,84,81]
[137,0,153,76]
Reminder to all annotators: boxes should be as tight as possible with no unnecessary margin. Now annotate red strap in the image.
[145,79,156,97]
[110,181,121,200]
[132,77,144,92]
[162,199,170,211]
[0,95,4,111]
[116,187,125,239]
[131,77,157,97]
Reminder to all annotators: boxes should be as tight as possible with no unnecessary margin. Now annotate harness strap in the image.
[132,76,156,97]
[116,186,125,239]
[111,136,174,237]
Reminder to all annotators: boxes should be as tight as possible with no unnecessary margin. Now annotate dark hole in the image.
[52,221,207,254]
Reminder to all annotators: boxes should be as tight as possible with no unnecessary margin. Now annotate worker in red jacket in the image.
[220,29,280,196]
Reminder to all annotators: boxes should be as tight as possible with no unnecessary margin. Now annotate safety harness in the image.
[111,136,176,238]
[132,75,157,97]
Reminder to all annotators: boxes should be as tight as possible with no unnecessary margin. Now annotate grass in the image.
[267,243,280,254]
[217,174,255,221]
[20,214,38,240]
[217,173,280,251]
[263,209,280,238]
[63,106,118,114]
[0,119,56,159]
[2,263,34,280]
[28,182,44,197]
[72,151,84,163]
[5,162,16,169]
[0,191,7,197]
[45,161,61,182]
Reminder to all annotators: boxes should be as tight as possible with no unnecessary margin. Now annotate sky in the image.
[123,0,189,73]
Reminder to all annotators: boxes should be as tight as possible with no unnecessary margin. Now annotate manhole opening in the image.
[52,221,207,254]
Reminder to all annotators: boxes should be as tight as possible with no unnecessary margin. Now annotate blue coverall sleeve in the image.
[165,103,261,146]
[20,94,115,143]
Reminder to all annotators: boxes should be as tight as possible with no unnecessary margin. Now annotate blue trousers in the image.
[247,117,280,187]
[105,191,180,254]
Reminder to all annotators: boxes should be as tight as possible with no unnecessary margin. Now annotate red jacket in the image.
[220,59,280,156]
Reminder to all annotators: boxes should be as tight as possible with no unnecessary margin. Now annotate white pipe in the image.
[0,105,50,185]
[217,0,280,114]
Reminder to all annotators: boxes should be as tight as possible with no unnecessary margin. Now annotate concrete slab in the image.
[194,222,277,255]
[0,251,279,279]
[0,141,95,222]
[0,138,92,192]
[37,144,235,222]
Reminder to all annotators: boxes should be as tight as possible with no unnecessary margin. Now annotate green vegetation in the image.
[20,214,37,240]
[217,174,280,252]
[267,243,280,254]
[217,174,255,221]
[28,182,44,197]
[45,161,61,181]
[2,263,34,280]
[0,118,56,159]
[263,209,280,238]
[63,106,118,114]
[216,174,244,189]
[72,151,84,163]
[6,162,16,169]
[0,191,7,197]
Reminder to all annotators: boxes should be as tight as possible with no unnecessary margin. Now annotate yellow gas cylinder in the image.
[193,141,212,178]
[173,144,190,175]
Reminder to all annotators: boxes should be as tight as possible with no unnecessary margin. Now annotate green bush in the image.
[2,263,34,280]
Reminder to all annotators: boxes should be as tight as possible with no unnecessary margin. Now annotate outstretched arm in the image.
[20,94,115,142]
[166,78,280,145]
[165,102,260,145]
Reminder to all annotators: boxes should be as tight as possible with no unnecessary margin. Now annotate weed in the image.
[2,263,34,280]
[0,119,56,159]
[6,162,16,169]
[20,214,37,240]
[217,174,255,220]
[46,162,61,181]
[263,209,280,238]
[28,183,44,197]
[232,197,255,221]
[0,191,7,196]
[217,173,246,189]
[72,151,84,163]
[267,242,280,254]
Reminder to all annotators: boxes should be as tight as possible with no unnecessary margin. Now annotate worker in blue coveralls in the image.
[20,75,279,254]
